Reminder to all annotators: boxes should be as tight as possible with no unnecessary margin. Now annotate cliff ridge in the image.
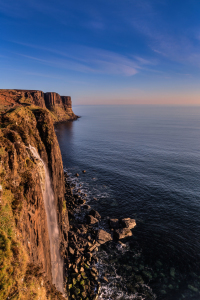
[0,89,78,122]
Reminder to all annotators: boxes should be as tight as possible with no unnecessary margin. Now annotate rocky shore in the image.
[63,171,137,300]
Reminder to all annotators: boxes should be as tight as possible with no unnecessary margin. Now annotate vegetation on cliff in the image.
[0,105,68,300]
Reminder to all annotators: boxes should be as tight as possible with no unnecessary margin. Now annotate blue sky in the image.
[0,0,200,105]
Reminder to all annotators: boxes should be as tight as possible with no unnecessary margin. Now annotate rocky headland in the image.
[0,89,79,122]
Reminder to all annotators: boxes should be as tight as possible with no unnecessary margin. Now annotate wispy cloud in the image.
[12,42,153,76]
[125,1,200,68]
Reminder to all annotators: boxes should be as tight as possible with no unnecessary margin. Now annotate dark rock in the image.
[91,267,98,274]
[86,215,99,225]
[109,218,120,229]
[85,252,92,259]
[89,209,101,220]
[83,204,91,210]
[92,256,98,263]
[78,198,86,205]
[96,229,112,244]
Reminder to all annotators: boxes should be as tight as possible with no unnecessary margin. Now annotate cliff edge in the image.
[0,105,69,299]
[0,89,78,122]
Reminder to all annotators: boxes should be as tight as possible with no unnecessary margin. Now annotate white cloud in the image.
[13,43,154,76]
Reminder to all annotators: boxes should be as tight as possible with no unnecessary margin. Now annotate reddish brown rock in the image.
[114,228,133,240]
[86,215,99,225]
[89,242,100,252]
[96,229,112,244]
[0,89,46,108]
[121,218,136,229]
[69,247,75,255]
[44,92,77,121]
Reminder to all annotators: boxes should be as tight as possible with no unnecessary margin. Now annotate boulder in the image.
[96,229,112,244]
[86,215,99,225]
[82,170,86,173]
[89,209,101,220]
[121,218,136,230]
[102,276,109,283]
[75,173,79,177]
[89,242,100,252]
[114,228,133,240]
[78,198,86,205]
[109,218,120,229]
[83,204,91,210]
[69,247,75,255]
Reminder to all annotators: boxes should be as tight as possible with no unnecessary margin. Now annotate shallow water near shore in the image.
[55,105,200,299]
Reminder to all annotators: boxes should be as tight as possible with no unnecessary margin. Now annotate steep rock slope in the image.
[0,89,78,122]
[0,106,69,299]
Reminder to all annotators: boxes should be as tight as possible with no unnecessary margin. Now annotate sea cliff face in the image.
[0,105,69,299]
[0,89,78,122]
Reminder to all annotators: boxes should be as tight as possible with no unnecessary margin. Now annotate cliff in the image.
[0,105,69,299]
[0,89,78,122]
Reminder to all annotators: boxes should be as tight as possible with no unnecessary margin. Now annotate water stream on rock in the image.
[29,145,64,294]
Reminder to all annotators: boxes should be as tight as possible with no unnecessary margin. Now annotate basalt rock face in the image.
[44,93,76,121]
[0,106,68,299]
[61,96,73,113]
[0,89,78,122]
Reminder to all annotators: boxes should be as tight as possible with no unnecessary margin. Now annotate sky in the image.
[0,0,200,105]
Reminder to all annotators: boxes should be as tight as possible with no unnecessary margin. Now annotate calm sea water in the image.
[55,105,200,299]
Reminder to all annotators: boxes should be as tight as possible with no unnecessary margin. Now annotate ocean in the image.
[55,105,200,300]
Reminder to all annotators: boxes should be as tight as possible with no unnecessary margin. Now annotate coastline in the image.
[63,171,156,300]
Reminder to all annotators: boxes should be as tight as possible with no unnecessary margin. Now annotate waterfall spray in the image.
[29,145,64,293]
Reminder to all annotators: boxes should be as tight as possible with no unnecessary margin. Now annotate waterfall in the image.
[29,146,64,293]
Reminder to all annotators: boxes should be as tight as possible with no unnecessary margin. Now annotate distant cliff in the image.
[0,89,78,122]
[0,105,69,299]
